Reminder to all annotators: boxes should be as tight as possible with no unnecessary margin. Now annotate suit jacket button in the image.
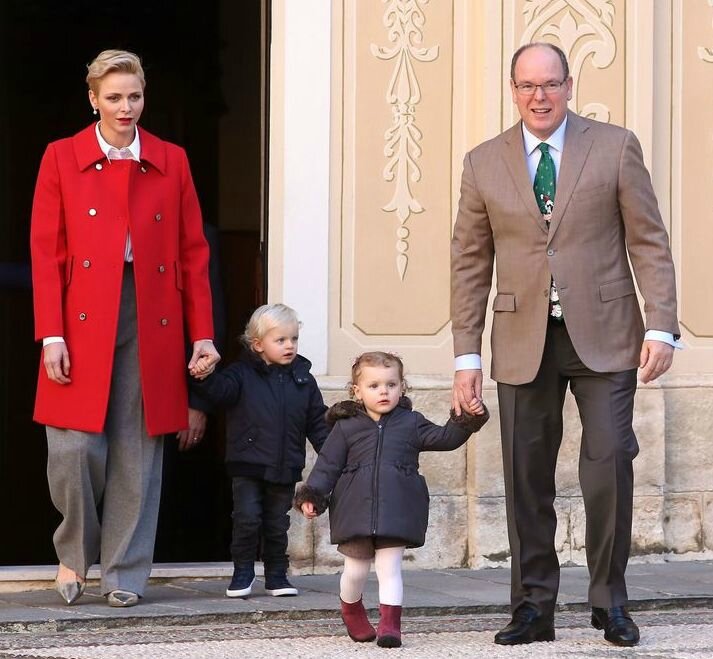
[79,312,87,321]
[82,259,91,268]
[140,165,147,173]
[155,213,162,221]
[160,318,168,326]
[95,163,103,171]
[88,208,97,217]
[547,248,554,256]
[158,264,165,273]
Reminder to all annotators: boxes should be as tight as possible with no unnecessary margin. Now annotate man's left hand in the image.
[188,340,221,379]
[639,340,674,383]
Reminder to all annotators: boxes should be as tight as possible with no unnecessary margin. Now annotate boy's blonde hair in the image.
[86,49,146,93]
[349,351,407,397]
[243,304,301,350]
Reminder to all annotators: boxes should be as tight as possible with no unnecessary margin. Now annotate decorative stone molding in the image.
[371,0,439,280]
[521,0,616,121]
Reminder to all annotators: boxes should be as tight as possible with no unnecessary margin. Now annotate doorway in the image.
[0,0,268,564]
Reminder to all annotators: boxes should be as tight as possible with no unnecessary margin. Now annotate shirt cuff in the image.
[193,338,214,343]
[645,330,683,350]
[42,337,65,347]
[455,353,482,371]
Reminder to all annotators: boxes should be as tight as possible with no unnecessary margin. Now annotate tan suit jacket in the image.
[451,111,679,385]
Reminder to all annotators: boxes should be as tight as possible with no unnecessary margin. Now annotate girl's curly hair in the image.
[348,351,408,399]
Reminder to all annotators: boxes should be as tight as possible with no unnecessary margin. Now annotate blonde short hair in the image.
[86,50,146,93]
[243,304,301,349]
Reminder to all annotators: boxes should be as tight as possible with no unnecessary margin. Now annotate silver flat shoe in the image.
[55,579,86,605]
[106,589,140,607]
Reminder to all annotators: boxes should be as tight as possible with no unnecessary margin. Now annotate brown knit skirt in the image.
[337,536,407,559]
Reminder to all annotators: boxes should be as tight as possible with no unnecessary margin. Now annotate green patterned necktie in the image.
[533,143,563,321]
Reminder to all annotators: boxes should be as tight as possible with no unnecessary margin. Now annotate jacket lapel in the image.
[72,124,105,171]
[503,122,548,235]
[138,128,167,175]
[547,111,593,243]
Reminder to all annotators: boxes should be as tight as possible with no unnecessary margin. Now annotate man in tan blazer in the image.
[451,43,679,647]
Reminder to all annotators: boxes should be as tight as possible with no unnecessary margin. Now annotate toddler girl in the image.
[295,351,488,647]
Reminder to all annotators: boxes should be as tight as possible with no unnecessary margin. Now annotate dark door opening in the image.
[0,0,268,565]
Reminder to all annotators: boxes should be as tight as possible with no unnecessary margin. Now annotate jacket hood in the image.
[325,396,413,429]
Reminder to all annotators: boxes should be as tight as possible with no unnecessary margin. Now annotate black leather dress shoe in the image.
[494,604,555,645]
[591,606,640,646]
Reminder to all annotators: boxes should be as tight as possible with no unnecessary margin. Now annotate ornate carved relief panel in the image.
[503,0,626,128]
[329,0,462,373]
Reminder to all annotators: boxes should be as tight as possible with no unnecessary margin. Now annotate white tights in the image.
[339,546,405,606]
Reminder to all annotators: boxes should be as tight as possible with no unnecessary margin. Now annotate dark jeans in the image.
[231,476,295,573]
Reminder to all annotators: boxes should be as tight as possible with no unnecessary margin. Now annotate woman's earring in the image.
[92,107,98,115]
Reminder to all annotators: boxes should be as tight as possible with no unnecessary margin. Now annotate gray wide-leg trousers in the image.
[46,265,164,596]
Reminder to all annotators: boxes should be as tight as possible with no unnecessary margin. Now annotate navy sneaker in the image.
[264,573,298,597]
[226,563,255,598]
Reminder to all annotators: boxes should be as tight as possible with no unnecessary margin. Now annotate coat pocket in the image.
[64,256,74,288]
[174,261,183,291]
[492,293,516,312]
[599,277,636,302]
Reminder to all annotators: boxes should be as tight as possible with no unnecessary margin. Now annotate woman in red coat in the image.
[30,50,220,607]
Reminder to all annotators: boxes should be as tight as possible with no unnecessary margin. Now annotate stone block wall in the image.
[290,376,713,574]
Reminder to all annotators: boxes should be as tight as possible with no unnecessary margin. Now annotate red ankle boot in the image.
[340,598,376,642]
[377,603,402,648]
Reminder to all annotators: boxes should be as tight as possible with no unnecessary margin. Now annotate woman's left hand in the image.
[188,339,221,379]
[177,408,207,451]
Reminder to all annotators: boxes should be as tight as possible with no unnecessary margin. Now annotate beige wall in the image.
[270,0,713,570]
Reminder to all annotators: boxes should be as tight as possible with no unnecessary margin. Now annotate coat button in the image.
[154,213,162,222]
[79,312,87,321]
[158,265,165,273]
[88,208,97,217]
[547,248,554,256]
[160,318,168,326]
[140,165,147,173]
[95,163,103,171]
[82,259,91,268]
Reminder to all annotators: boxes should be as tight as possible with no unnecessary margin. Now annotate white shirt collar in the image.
[522,115,567,156]
[94,122,141,161]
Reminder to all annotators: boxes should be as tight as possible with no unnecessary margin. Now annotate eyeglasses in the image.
[513,80,568,96]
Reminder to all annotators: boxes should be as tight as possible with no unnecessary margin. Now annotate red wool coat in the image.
[30,124,214,436]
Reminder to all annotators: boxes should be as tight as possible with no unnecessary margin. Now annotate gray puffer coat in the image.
[294,397,488,548]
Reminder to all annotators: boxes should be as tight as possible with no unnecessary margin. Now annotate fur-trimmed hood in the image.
[324,395,489,433]
[325,396,413,429]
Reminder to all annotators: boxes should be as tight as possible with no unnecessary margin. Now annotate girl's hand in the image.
[301,502,317,519]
